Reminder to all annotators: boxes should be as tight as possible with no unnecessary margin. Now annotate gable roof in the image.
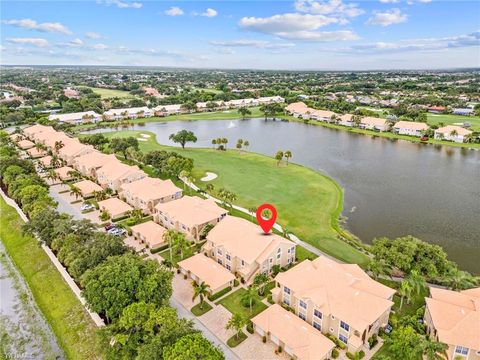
[96,161,146,183]
[207,215,294,264]
[435,125,472,136]
[98,197,133,218]
[74,151,119,170]
[73,179,103,195]
[130,220,166,248]
[393,120,429,131]
[275,257,395,332]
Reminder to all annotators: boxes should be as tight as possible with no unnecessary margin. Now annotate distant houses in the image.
[434,125,473,143]
[48,111,101,124]
[393,120,429,137]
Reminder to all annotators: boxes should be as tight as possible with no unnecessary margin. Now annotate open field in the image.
[85,86,133,99]
[0,197,102,360]
[100,130,370,266]
[427,113,480,131]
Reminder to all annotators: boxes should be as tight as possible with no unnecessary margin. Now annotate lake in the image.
[89,118,480,273]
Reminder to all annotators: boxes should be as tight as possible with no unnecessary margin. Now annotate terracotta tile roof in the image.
[252,304,336,360]
[74,151,119,171]
[426,287,480,350]
[275,257,395,332]
[360,116,388,127]
[435,125,472,136]
[96,161,146,184]
[23,124,55,137]
[98,197,133,218]
[207,215,294,264]
[55,166,75,180]
[393,120,429,131]
[178,253,235,291]
[130,220,166,248]
[155,196,227,228]
[73,179,103,196]
[120,177,181,203]
[18,139,35,149]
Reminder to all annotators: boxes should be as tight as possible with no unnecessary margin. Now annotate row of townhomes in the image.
[47,96,285,124]
[285,102,474,143]
[15,124,479,360]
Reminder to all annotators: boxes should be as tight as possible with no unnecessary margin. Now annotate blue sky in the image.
[1,0,479,70]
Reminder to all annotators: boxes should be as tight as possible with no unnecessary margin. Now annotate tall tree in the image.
[284,150,292,165]
[226,313,247,341]
[192,281,210,309]
[163,333,224,360]
[169,130,198,149]
[275,151,284,166]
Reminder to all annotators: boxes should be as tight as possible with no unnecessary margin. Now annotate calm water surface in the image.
[91,118,480,273]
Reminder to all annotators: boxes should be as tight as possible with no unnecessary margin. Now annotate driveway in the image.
[123,236,146,253]
[49,184,100,223]
[198,305,235,343]
[172,273,195,309]
[235,333,290,360]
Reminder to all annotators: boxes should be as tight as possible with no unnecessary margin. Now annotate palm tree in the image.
[226,313,248,341]
[163,230,178,264]
[242,286,259,313]
[275,151,284,166]
[46,169,58,183]
[398,280,412,309]
[284,150,292,165]
[211,139,217,149]
[67,170,82,181]
[129,208,143,221]
[447,269,478,290]
[236,140,243,152]
[243,140,250,151]
[421,337,448,360]
[176,233,190,260]
[192,281,210,309]
[54,140,64,153]
[367,259,392,280]
[93,190,107,201]
[248,206,257,222]
[253,273,269,296]
[238,107,251,120]
[222,138,228,149]
[69,185,82,200]
[407,270,426,296]
[50,154,60,168]
[205,183,215,194]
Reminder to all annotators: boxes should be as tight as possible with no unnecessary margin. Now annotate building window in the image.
[455,346,469,356]
[226,264,231,271]
[298,312,306,321]
[217,249,222,255]
[284,287,291,295]
[269,258,273,263]
[340,321,350,332]
[277,248,281,253]
[226,254,231,261]
[241,260,245,266]
[313,322,321,331]
[339,334,348,344]
[299,300,307,309]
[283,298,290,306]
[217,259,223,265]
[314,309,322,319]
[277,253,281,259]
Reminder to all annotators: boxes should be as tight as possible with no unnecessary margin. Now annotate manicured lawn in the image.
[216,288,268,319]
[258,281,276,299]
[85,86,133,99]
[0,197,102,359]
[226,332,248,348]
[427,113,480,131]
[158,242,203,266]
[295,245,318,262]
[191,301,213,316]
[101,130,370,266]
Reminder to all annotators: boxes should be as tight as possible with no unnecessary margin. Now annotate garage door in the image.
[256,326,264,336]
[285,346,293,356]
[191,274,198,281]
[271,335,280,345]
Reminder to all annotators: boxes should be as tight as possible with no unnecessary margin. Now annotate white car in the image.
[81,203,94,211]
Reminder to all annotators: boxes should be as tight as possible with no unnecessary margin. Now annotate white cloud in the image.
[366,8,407,26]
[210,39,295,49]
[165,6,184,16]
[347,31,480,53]
[379,0,399,3]
[294,0,365,18]
[97,0,142,9]
[91,43,108,50]
[7,37,49,47]
[238,13,358,41]
[85,32,103,39]
[68,38,83,47]
[201,8,218,17]
[3,18,72,35]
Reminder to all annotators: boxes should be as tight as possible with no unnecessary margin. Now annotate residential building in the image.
[38,155,53,169]
[251,304,336,360]
[359,117,389,132]
[26,146,46,158]
[54,166,75,181]
[9,133,23,142]
[64,88,79,98]
[48,111,101,124]
[58,141,96,165]
[271,256,395,353]
[154,104,183,116]
[130,220,166,249]
[103,107,152,120]
[35,131,72,148]
[119,177,182,214]
[98,197,133,220]
[434,125,473,143]
[203,216,296,282]
[72,179,103,198]
[22,124,55,140]
[427,106,446,114]
[393,121,429,137]
[310,109,336,122]
[178,253,235,294]
[257,96,285,105]
[73,151,119,177]
[96,161,147,192]
[339,114,355,127]
[154,196,227,241]
[452,108,474,116]
[17,139,35,150]
[285,102,309,118]
[424,287,480,360]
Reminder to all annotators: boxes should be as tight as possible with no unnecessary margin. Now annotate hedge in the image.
[150,243,169,254]
[207,286,232,301]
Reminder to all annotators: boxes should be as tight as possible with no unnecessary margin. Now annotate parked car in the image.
[108,228,126,236]
[104,223,115,231]
[80,203,95,211]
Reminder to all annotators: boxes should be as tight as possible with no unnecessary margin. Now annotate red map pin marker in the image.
[256,204,277,234]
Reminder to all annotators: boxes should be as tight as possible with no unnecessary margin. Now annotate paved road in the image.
[49,184,85,221]
[169,297,240,360]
